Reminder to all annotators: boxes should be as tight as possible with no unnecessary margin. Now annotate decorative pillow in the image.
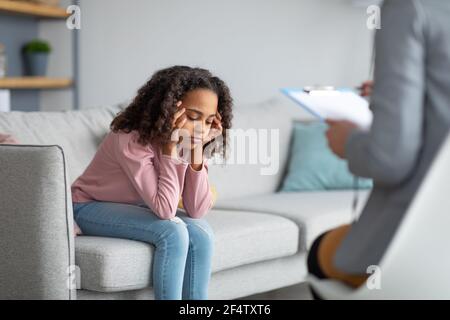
[1,132,84,236]
[280,122,373,192]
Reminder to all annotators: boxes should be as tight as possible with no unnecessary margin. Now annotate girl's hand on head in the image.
[163,101,186,156]
[204,112,223,144]
[171,101,186,129]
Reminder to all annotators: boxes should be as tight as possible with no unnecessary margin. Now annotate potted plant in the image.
[22,39,51,76]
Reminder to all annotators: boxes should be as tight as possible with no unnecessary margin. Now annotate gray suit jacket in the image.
[334,0,450,274]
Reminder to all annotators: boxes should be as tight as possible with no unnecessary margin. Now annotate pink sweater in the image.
[0,133,19,144]
[71,130,212,220]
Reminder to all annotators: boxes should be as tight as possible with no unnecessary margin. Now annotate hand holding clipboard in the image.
[281,87,373,130]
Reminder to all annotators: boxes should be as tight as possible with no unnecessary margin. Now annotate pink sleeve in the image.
[0,133,19,144]
[182,160,213,219]
[115,133,189,220]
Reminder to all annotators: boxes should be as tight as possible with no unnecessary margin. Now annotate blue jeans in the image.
[72,201,214,300]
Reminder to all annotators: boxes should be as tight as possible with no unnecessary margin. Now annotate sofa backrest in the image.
[0,97,311,198]
[0,104,125,184]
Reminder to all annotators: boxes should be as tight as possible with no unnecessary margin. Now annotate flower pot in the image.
[23,52,49,76]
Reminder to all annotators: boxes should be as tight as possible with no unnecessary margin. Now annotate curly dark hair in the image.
[110,65,233,159]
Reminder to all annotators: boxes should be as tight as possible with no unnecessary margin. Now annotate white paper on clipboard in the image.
[281,88,373,129]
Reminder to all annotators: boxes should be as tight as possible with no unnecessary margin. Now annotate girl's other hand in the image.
[204,112,223,144]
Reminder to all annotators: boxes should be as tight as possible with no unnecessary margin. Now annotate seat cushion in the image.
[215,190,371,250]
[75,209,299,292]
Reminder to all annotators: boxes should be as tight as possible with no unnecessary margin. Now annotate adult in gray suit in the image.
[307,0,450,288]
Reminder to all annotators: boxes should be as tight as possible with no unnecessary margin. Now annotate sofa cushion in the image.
[75,209,299,292]
[0,104,126,184]
[215,190,371,250]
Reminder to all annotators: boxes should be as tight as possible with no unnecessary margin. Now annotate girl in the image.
[71,66,233,300]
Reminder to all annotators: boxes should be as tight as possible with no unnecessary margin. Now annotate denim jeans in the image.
[73,201,214,300]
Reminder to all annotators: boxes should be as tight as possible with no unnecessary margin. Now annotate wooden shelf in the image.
[0,0,69,19]
[0,77,73,89]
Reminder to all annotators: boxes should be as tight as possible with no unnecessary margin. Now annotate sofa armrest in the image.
[0,145,76,299]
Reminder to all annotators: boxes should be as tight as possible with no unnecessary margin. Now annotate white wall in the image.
[75,0,374,109]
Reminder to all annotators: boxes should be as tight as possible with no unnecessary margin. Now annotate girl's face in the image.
[179,88,218,149]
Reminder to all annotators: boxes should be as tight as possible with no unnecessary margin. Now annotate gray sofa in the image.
[0,98,369,300]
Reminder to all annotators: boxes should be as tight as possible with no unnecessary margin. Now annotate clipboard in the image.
[281,87,373,129]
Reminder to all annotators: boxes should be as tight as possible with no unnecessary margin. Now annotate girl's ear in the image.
[176,101,182,107]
